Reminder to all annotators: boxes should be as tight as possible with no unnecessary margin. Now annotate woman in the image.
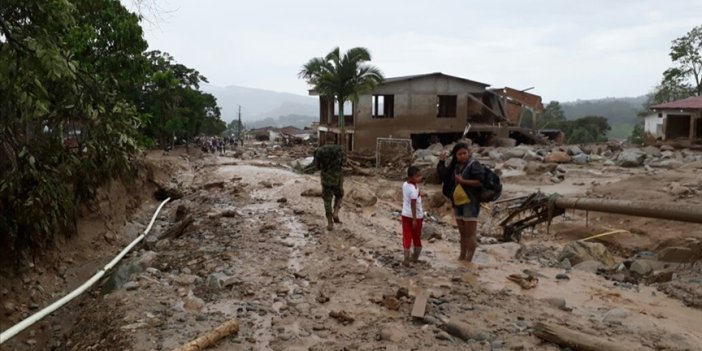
[437,143,484,262]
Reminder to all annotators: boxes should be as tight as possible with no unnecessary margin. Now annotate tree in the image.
[654,25,702,101]
[538,101,566,129]
[0,0,146,259]
[628,123,645,145]
[299,47,383,151]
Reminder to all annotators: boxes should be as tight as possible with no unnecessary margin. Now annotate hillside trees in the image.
[648,25,702,105]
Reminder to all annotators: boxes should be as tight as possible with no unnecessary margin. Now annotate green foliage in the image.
[628,123,645,145]
[0,0,148,259]
[537,101,566,129]
[140,51,226,148]
[300,47,383,150]
[647,24,702,106]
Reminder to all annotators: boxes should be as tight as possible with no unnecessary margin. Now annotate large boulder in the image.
[568,146,584,156]
[427,142,445,155]
[657,246,699,263]
[428,191,448,208]
[488,150,503,161]
[420,166,442,184]
[504,148,527,160]
[524,162,557,175]
[617,148,646,167]
[642,146,662,158]
[347,187,378,207]
[558,241,616,266]
[571,153,588,165]
[545,151,571,163]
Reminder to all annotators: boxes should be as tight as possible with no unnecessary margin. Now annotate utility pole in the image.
[237,105,243,146]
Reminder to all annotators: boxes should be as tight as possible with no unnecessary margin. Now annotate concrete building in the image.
[642,112,664,139]
[650,96,702,143]
[313,72,543,153]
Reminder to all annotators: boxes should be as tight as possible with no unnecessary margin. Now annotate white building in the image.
[650,96,702,143]
[643,112,664,139]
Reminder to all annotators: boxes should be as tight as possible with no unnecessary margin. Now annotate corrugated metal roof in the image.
[382,72,490,87]
[652,96,702,110]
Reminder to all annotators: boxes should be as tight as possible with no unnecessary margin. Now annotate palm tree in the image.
[299,47,383,151]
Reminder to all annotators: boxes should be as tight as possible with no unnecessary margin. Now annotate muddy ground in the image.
[1,144,701,351]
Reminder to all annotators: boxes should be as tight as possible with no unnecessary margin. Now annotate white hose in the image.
[0,197,171,344]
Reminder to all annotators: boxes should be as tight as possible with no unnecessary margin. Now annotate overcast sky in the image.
[131,0,701,102]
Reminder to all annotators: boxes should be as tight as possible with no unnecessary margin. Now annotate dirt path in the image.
[36,154,694,351]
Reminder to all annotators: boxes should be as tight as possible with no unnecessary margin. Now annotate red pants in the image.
[401,216,423,249]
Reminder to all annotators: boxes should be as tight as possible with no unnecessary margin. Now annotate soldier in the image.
[305,143,345,230]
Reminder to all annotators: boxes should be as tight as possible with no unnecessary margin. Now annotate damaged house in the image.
[312,72,545,153]
[648,96,702,143]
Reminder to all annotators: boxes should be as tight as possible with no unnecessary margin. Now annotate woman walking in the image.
[437,143,484,262]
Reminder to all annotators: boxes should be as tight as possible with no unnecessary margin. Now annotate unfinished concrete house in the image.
[313,72,545,153]
[650,96,702,144]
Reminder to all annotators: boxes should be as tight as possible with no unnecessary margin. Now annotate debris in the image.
[544,151,571,163]
[533,322,631,351]
[329,310,354,325]
[396,287,409,299]
[411,290,430,318]
[301,188,323,197]
[656,246,699,263]
[558,241,616,266]
[203,181,225,190]
[629,260,653,276]
[382,295,401,311]
[161,216,194,240]
[556,273,570,280]
[507,274,538,289]
[446,319,472,341]
[172,320,239,351]
[616,148,646,167]
[572,260,605,274]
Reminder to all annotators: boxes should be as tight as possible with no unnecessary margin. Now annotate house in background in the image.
[642,112,664,139]
[311,72,545,153]
[491,87,545,128]
[650,96,702,143]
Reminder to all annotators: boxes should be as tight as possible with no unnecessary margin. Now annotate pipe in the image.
[0,198,171,344]
[553,197,702,224]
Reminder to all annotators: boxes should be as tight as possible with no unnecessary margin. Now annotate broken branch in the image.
[172,319,239,351]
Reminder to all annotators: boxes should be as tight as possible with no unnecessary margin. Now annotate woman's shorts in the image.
[454,201,480,222]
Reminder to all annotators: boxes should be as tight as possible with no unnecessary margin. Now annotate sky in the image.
[129,0,702,102]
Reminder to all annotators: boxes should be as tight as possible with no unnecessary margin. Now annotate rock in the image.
[379,325,406,342]
[657,246,699,263]
[649,271,674,283]
[588,154,604,162]
[173,274,201,286]
[207,272,236,289]
[650,159,684,169]
[603,308,630,325]
[154,239,171,251]
[421,166,442,185]
[3,301,16,315]
[541,297,566,309]
[556,273,570,280]
[276,197,288,203]
[488,150,503,161]
[396,287,409,299]
[428,192,447,208]
[545,151,571,163]
[135,251,158,270]
[422,315,440,325]
[558,241,616,266]
[348,187,378,207]
[571,153,588,165]
[568,146,584,156]
[660,144,675,151]
[616,148,645,167]
[382,296,401,311]
[573,260,605,273]
[103,231,117,243]
[183,292,205,312]
[503,158,527,170]
[642,146,662,157]
[472,330,495,342]
[604,159,615,166]
[486,242,523,259]
[493,138,517,147]
[446,319,471,341]
[661,150,675,158]
[524,162,557,175]
[123,281,139,291]
[504,148,527,160]
[146,267,161,276]
[629,260,653,276]
[301,188,323,197]
[435,331,453,341]
[557,258,572,269]
[523,150,541,161]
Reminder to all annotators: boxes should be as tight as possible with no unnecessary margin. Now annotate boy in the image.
[401,166,425,266]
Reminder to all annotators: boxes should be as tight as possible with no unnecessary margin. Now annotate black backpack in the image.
[479,165,502,203]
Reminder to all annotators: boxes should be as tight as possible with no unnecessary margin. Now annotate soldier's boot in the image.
[411,247,422,263]
[326,216,334,231]
[402,250,412,267]
[332,202,342,223]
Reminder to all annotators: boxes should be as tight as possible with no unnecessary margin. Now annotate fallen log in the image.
[161,216,194,239]
[172,319,239,351]
[533,322,632,351]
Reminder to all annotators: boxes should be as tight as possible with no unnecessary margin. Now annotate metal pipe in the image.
[554,197,702,224]
[0,198,171,344]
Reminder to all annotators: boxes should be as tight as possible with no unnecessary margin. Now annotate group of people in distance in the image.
[306,141,484,265]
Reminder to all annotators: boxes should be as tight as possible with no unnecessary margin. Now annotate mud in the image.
[2,145,701,351]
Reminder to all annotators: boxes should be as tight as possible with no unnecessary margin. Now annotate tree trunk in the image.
[338,97,347,152]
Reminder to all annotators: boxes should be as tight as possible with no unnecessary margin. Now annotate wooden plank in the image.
[172,319,239,351]
[533,322,634,351]
[411,290,431,318]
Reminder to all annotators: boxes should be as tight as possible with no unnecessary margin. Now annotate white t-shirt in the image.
[402,181,424,219]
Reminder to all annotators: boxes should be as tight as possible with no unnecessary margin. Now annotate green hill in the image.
[561,96,647,139]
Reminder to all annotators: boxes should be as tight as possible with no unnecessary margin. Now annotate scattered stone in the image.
[4,301,16,315]
[28,303,39,310]
[504,148,527,160]
[603,308,630,325]
[135,251,158,270]
[348,187,378,207]
[557,258,572,269]
[657,246,699,263]
[396,287,409,299]
[183,292,205,312]
[568,146,584,156]
[541,297,566,309]
[545,151,571,163]
[123,281,140,291]
[173,274,201,286]
[436,331,453,341]
[616,148,646,167]
[488,150,503,161]
[446,319,472,341]
[571,153,588,165]
[277,197,288,203]
[207,272,236,289]
[422,315,440,325]
[556,273,570,280]
[649,271,674,283]
[629,260,653,276]
[329,310,354,325]
[382,296,401,311]
[379,325,406,343]
[301,188,323,197]
[572,260,605,274]
[558,241,616,266]
[503,158,527,170]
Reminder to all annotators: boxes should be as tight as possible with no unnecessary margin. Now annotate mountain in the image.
[202,84,318,125]
[561,96,648,138]
[247,114,318,129]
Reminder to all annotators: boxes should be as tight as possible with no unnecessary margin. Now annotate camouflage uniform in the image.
[306,144,345,219]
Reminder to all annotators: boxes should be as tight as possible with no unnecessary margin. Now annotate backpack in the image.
[479,165,502,203]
